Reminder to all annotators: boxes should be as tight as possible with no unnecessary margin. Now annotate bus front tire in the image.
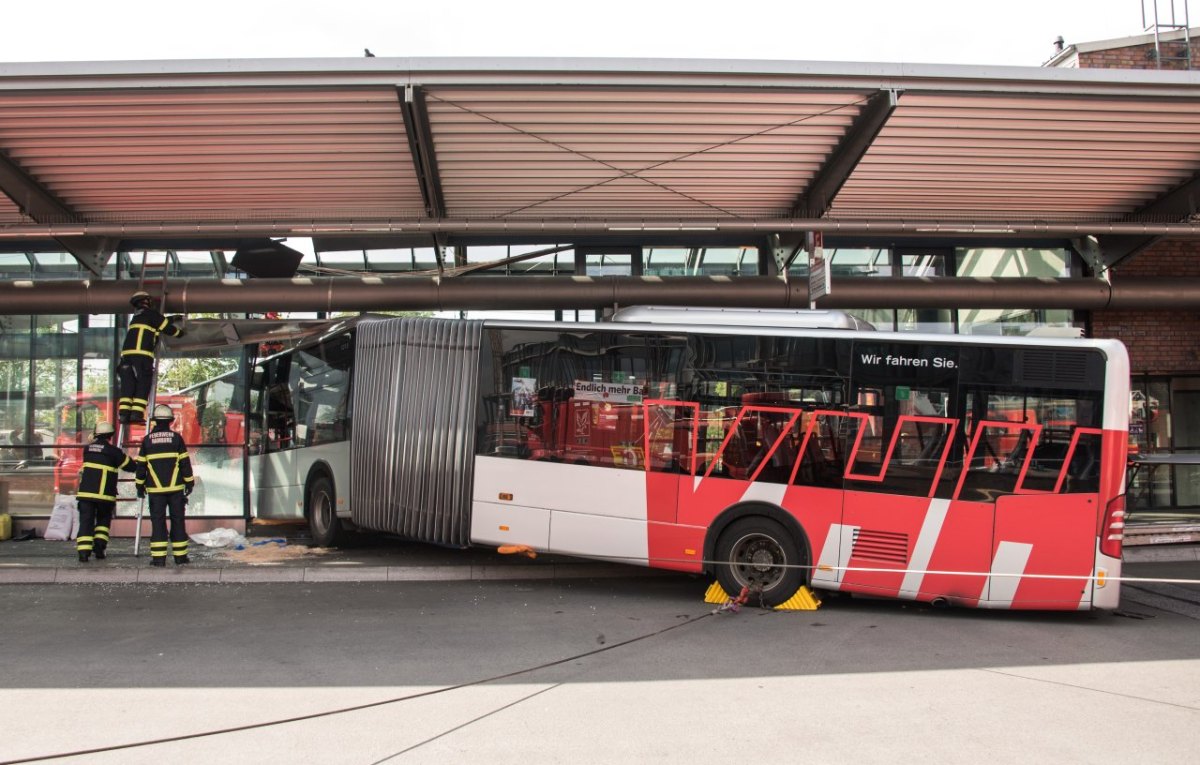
[307,474,343,547]
[714,516,805,608]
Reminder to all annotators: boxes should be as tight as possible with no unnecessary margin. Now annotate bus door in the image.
[643,399,692,569]
[247,355,302,519]
[835,342,983,602]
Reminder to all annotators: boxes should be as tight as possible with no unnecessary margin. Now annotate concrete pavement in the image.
[1,522,1197,586]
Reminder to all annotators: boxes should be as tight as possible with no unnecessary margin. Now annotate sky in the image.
[2,0,1178,67]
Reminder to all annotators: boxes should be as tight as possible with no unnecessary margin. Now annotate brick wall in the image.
[1074,38,1200,374]
[1078,39,1200,70]
[1091,240,1200,374]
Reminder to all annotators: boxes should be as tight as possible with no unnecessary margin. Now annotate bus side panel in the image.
[249,450,302,519]
[909,499,993,606]
[472,456,651,564]
[988,493,1098,609]
[657,475,843,576]
[250,442,349,520]
[838,491,991,602]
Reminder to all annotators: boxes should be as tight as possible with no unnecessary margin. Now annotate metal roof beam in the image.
[1098,172,1200,268]
[399,84,446,219]
[0,151,112,275]
[793,88,899,217]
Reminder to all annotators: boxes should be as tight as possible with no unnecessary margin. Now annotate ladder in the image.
[1143,0,1194,70]
[120,251,174,556]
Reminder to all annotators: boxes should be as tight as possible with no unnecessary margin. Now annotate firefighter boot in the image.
[174,555,191,566]
[77,552,90,563]
[93,544,106,560]
[149,558,166,568]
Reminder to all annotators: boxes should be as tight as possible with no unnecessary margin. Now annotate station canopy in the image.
[1,57,1200,271]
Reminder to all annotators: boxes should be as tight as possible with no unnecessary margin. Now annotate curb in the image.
[0,561,661,585]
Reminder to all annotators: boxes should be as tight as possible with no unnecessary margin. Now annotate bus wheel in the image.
[714,517,804,607]
[307,474,343,547]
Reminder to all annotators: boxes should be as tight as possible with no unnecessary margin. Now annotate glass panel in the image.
[696,247,757,276]
[477,329,684,470]
[897,308,955,334]
[831,248,891,277]
[293,335,352,447]
[956,248,1078,336]
[185,446,246,517]
[682,334,847,486]
[317,251,367,268]
[644,248,689,276]
[957,248,1071,278]
[584,253,632,277]
[900,252,948,277]
[845,308,895,332]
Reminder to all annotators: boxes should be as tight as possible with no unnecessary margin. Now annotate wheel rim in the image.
[729,532,787,592]
[312,490,332,534]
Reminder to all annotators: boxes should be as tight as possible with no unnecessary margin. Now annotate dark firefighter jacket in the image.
[77,438,135,502]
[135,425,195,494]
[121,308,183,359]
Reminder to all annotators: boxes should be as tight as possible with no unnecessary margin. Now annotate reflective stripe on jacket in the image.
[121,308,182,358]
[135,426,194,494]
[77,439,134,502]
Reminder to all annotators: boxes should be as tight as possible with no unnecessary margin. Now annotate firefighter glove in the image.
[184,484,193,497]
[136,486,145,499]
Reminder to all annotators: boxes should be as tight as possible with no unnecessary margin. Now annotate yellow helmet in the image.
[130,291,155,309]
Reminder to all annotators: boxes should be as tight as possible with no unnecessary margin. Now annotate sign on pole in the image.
[807,231,829,308]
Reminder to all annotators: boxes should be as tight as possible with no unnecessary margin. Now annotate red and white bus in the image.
[245,308,1129,611]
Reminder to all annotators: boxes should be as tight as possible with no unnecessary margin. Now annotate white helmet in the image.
[152,404,174,421]
[94,421,115,437]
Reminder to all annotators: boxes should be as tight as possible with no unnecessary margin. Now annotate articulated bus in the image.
[237,308,1129,611]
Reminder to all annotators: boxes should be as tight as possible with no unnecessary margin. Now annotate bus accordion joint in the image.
[498,544,537,558]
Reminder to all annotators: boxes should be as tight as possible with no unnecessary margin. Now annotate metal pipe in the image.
[2,275,1198,314]
[2,218,1200,239]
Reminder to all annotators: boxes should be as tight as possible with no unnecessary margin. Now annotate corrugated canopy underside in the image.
[0,57,1198,232]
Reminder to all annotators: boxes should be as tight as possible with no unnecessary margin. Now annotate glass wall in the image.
[1128,376,1200,523]
[0,249,242,522]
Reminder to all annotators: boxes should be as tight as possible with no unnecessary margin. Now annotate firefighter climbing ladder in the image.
[120,251,172,557]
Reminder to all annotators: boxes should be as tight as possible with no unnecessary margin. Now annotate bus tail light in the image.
[1100,495,1126,559]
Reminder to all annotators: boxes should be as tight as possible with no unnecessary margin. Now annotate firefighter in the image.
[135,404,195,567]
[117,292,184,424]
[75,421,135,563]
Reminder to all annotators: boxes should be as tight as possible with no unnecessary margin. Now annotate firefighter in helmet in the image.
[75,421,135,563]
[117,292,184,423]
[135,404,195,566]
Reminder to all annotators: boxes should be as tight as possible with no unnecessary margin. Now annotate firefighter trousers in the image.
[148,492,189,561]
[76,499,115,558]
[117,355,155,421]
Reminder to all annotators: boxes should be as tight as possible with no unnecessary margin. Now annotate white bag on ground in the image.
[189,527,247,548]
[44,494,77,541]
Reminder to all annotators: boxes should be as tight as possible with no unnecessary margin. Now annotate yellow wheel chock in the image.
[704,581,821,611]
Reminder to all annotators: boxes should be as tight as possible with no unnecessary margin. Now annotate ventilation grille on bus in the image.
[851,528,910,566]
[349,317,483,546]
[1016,350,1091,387]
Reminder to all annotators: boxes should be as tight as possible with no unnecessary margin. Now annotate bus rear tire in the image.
[714,516,805,608]
[307,474,343,548]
